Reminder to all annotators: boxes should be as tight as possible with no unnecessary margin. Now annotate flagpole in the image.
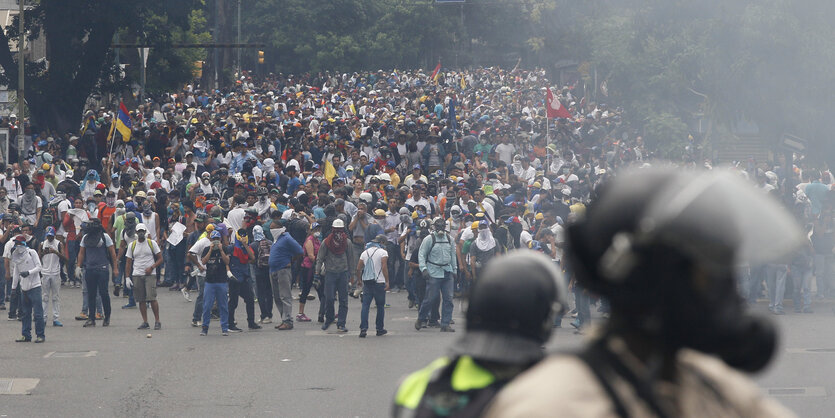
[107,103,119,175]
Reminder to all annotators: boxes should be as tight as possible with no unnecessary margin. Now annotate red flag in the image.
[546,88,572,119]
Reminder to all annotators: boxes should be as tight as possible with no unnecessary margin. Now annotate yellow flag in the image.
[324,160,336,185]
[460,77,466,90]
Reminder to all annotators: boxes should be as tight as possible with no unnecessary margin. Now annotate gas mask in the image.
[202,177,210,185]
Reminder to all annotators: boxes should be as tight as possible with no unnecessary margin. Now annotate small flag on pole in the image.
[546,88,572,119]
[431,61,441,85]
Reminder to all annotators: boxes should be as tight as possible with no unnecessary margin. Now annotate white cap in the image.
[332,219,345,228]
[136,223,147,232]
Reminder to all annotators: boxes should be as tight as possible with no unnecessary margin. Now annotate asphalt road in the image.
[0,285,833,417]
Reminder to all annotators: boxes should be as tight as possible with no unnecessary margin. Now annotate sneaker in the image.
[158,282,173,288]
[376,329,388,336]
[34,337,44,343]
[122,304,136,309]
[200,327,208,336]
[570,319,581,330]
[0,304,6,310]
[15,336,31,342]
[359,330,367,338]
[321,320,332,331]
[53,320,63,327]
[181,288,192,302]
[154,322,162,330]
[336,326,348,333]
[318,315,324,323]
[191,320,199,327]
[259,317,272,324]
[414,318,424,331]
[450,319,455,325]
[276,322,293,330]
[7,315,17,321]
[248,323,262,330]
[228,326,243,332]
[137,322,150,329]
[113,285,121,297]
[440,326,455,332]
[95,313,103,320]
[306,295,315,300]
[102,319,110,327]
[75,313,88,321]
[408,300,415,309]
[296,313,311,322]
[222,331,229,336]
[83,320,95,327]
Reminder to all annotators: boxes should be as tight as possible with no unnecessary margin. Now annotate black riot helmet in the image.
[565,166,803,372]
[452,250,567,365]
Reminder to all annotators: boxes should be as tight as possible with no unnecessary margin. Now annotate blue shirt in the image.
[226,244,251,281]
[269,232,303,272]
[287,177,301,195]
[806,181,830,215]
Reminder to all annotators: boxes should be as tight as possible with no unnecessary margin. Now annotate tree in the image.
[0,0,199,134]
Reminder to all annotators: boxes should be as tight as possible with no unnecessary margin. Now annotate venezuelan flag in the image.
[431,61,441,85]
[115,101,132,142]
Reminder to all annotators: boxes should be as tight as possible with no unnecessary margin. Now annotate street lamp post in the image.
[17,0,24,162]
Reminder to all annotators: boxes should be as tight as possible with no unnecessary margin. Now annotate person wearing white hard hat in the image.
[316,218,354,333]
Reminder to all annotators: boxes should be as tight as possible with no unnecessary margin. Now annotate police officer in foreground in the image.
[486,167,800,417]
[393,250,566,417]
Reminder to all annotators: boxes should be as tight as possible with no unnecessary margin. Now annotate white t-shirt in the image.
[188,236,212,273]
[495,143,516,165]
[126,238,161,276]
[40,239,61,275]
[359,246,388,283]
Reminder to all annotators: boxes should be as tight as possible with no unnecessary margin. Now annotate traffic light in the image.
[258,50,264,64]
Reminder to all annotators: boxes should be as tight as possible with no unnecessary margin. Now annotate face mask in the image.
[24,189,34,198]
[87,203,96,212]
[155,173,162,180]
[202,178,210,184]
[106,197,115,206]
[13,246,25,256]
[400,214,410,223]
[259,196,267,203]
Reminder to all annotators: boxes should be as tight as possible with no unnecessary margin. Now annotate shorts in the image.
[133,274,157,303]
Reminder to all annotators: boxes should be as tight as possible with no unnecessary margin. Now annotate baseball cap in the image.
[136,223,147,232]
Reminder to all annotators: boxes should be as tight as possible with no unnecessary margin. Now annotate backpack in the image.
[41,203,61,229]
[130,239,156,257]
[257,239,271,267]
[361,247,382,282]
[426,233,452,266]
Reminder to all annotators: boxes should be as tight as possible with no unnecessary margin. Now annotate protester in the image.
[356,234,389,338]
[11,236,45,343]
[39,226,64,327]
[124,223,163,330]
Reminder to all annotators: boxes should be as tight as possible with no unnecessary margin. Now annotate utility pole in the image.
[213,0,219,88]
[17,0,24,161]
[237,0,241,77]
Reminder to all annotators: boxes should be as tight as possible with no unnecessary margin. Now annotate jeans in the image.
[191,274,206,323]
[360,281,386,332]
[418,272,454,327]
[81,270,103,316]
[85,267,111,321]
[791,264,813,311]
[324,270,349,327]
[8,286,21,318]
[299,266,326,318]
[270,268,293,324]
[67,239,80,283]
[254,266,273,319]
[386,242,403,288]
[20,286,45,339]
[41,273,60,321]
[202,281,229,332]
[228,278,256,326]
[574,284,591,329]
[164,241,187,286]
[766,264,788,311]
[0,261,5,305]
[814,254,832,296]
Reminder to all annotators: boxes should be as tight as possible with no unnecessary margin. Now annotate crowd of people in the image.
[0,65,828,343]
